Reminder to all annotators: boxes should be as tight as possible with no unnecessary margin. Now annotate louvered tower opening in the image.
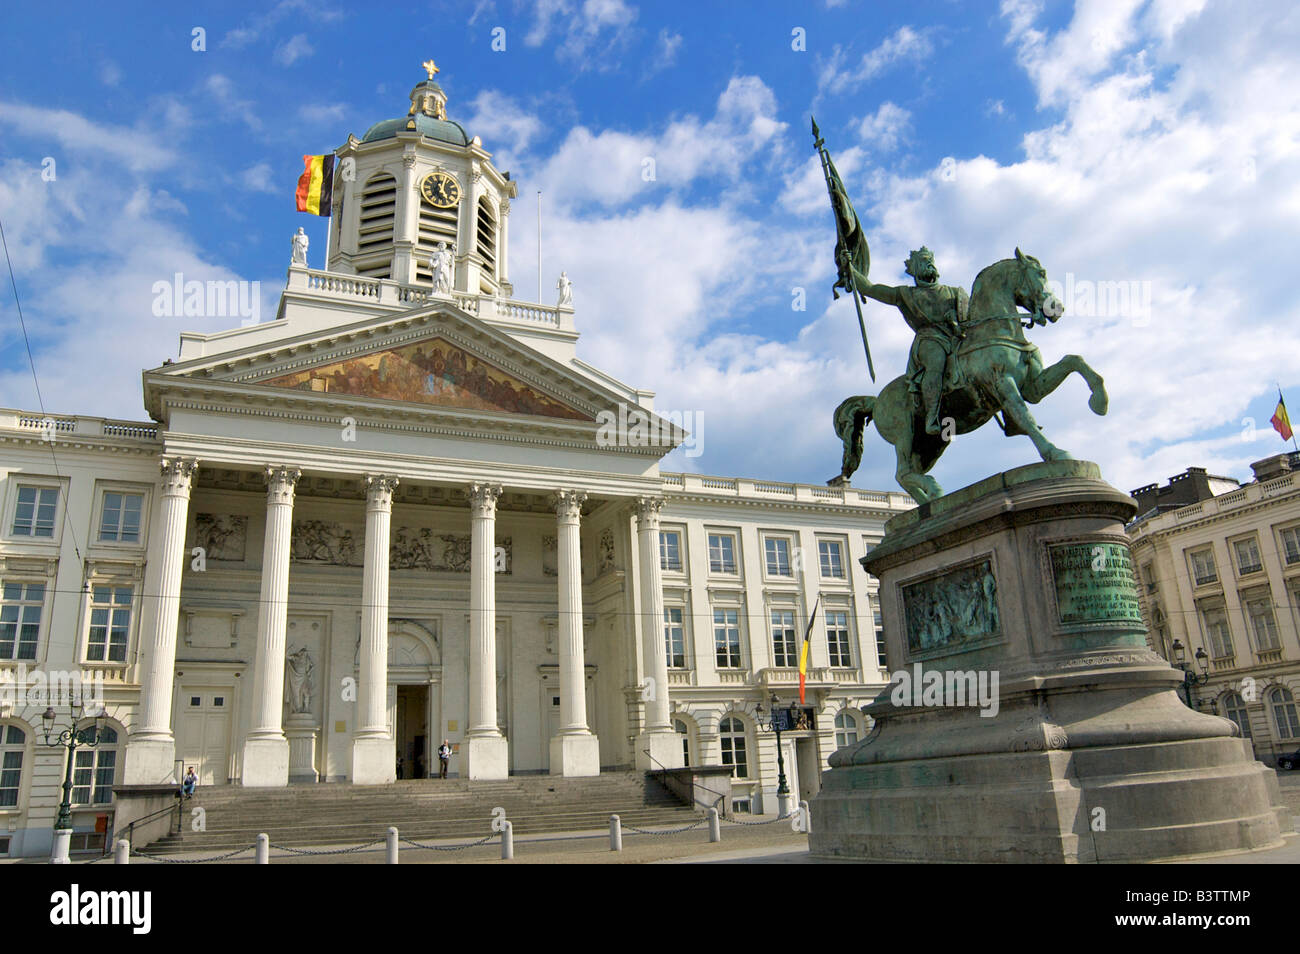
[355,172,397,279]
[476,197,497,293]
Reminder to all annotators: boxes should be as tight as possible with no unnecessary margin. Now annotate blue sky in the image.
[2,0,1298,499]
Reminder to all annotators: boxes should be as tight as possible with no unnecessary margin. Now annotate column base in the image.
[635,730,685,771]
[241,736,289,788]
[549,731,600,777]
[122,736,178,785]
[351,735,396,785]
[463,734,510,779]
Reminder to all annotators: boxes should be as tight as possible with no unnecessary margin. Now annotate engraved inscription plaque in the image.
[1049,541,1144,628]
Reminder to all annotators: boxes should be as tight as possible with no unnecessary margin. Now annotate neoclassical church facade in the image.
[0,67,911,857]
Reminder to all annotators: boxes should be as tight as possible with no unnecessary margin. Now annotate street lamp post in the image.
[755,694,792,818]
[1171,639,1212,710]
[41,699,104,864]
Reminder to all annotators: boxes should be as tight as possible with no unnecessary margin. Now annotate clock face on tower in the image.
[419,170,461,209]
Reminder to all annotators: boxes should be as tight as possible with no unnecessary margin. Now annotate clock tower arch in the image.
[328,61,517,296]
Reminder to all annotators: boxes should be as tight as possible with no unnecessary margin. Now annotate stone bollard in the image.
[256,833,269,864]
[114,839,130,865]
[708,807,721,843]
[500,820,514,860]
[387,826,399,864]
[609,814,622,852]
[799,800,811,834]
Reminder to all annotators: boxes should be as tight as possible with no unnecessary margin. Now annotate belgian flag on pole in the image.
[295,154,335,216]
[799,594,821,705]
[1271,391,1294,442]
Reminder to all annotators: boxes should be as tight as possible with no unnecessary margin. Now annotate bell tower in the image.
[327,60,518,296]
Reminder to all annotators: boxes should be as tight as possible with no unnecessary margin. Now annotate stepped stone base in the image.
[809,462,1292,863]
[635,729,685,771]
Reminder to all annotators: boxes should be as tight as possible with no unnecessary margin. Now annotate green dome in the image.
[361,113,471,146]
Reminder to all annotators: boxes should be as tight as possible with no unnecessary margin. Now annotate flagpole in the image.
[1283,386,1300,453]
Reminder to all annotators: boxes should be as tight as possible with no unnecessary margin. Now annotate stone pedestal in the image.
[635,729,685,772]
[285,714,319,783]
[809,461,1292,863]
[550,732,600,777]
[462,735,509,780]
[241,737,289,788]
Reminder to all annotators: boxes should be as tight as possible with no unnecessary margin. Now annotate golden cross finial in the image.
[422,59,440,81]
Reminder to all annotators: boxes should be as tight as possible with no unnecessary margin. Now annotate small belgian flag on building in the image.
[295,154,335,216]
[1271,391,1294,442]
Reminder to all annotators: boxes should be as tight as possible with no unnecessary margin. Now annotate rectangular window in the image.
[12,486,57,537]
[1244,596,1280,652]
[87,586,133,663]
[874,608,886,667]
[819,540,845,579]
[99,492,143,543]
[0,583,44,660]
[1200,605,1234,659]
[1189,549,1217,585]
[658,530,682,572]
[0,750,21,808]
[713,608,742,668]
[72,748,116,805]
[1280,527,1300,566]
[770,610,798,667]
[663,607,685,669]
[826,610,852,667]
[1233,538,1263,575]
[764,537,791,576]
[707,534,736,574]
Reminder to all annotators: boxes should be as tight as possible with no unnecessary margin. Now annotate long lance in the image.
[811,116,874,381]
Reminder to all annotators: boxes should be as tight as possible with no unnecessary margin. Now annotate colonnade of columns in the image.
[124,459,629,786]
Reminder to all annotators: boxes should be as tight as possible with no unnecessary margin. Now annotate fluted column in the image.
[241,465,300,787]
[124,457,198,784]
[464,482,509,779]
[635,496,683,770]
[549,490,600,776]
[351,474,398,784]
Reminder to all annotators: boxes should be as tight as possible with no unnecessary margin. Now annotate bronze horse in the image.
[833,249,1109,503]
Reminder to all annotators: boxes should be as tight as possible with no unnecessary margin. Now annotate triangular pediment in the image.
[258,336,593,421]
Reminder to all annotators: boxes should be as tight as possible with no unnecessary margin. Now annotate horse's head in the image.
[1012,247,1062,327]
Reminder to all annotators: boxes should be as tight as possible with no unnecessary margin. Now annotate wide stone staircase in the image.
[139,771,698,854]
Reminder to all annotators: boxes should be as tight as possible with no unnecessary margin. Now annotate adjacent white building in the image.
[0,66,910,858]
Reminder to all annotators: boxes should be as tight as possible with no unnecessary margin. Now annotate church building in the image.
[0,65,911,857]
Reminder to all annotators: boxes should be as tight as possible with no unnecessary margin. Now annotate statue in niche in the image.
[285,646,315,714]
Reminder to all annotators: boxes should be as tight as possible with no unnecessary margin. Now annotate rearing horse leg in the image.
[991,373,1070,461]
[1021,353,1108,416]
[892,417,943,503]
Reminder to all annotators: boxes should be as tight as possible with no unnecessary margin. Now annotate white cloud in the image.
[818,26,932,96]
[274,33,314,66]
[525,0,638,67]
[853,101,910,152]
[238,162,278,193]
[0,102,177,173]
[461,90,545,169]
[645,28,683,76]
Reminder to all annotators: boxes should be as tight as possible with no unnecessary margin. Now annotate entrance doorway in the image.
[176,687,233,785]
[794,737,821,802]
[395,685,429,779]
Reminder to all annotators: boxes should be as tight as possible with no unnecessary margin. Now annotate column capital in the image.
[551,489,587,521]
[158,457,198,496]
[364,474,399,508]
[265,465,302,504]
[469,482,503,516]
[635,495,664,528]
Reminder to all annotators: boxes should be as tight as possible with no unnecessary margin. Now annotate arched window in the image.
[356,172,398,277]
[673,718,691,767]
[1270,687,1299,740]
[72,725,120,806]
[834,711,860,748]
[1222,692,1252,740]
[0,723,27,808]
[719,715,748,778]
